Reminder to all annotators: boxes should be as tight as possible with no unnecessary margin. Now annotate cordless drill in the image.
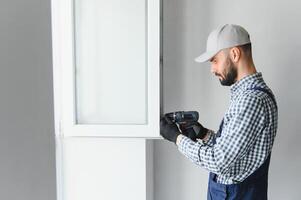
[164,111,204,141]
[164,111,199,124]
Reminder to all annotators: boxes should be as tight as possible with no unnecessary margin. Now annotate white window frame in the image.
[51,0,161,138]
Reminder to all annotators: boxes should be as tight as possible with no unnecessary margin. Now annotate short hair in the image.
[222,43,252,59]
[238,43,252,57]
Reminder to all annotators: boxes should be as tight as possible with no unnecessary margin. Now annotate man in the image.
[160,24,278,200]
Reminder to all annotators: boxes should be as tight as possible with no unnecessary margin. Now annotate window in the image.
[52,0,161,137]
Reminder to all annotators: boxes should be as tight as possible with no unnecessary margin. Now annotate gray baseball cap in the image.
[195,24,251,63]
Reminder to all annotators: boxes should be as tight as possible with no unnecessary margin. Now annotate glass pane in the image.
[74,0,148,124]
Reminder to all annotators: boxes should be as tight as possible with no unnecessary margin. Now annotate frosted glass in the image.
[74,0,148,124]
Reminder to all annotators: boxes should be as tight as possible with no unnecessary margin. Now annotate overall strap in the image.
[213,87,277,145]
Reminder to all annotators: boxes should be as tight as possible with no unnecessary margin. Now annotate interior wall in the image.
[0,0,56,199]
[155,0,301,200]
[155,1,211,200]
[60,138,151,200]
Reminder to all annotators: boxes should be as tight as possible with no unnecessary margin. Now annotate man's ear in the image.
[230,47,241,63]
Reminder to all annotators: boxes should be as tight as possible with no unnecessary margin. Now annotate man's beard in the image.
[220,59,237,86]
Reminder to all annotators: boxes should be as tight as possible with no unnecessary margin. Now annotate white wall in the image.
[59,138,153,200]
[155,0,301,200]
[0,0,56,199]
[155,1,212,200]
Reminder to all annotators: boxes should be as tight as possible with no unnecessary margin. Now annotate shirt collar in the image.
[230,72,263,95]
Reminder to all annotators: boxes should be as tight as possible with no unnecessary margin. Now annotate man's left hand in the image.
[179,121,208,141]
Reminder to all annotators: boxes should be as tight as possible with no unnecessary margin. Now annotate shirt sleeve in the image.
[177,94,266,175]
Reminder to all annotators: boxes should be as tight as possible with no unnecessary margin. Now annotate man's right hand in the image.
[160,116,181,144]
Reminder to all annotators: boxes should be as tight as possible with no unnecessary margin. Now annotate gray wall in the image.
[0,0,56,200]
[155,0,301,200]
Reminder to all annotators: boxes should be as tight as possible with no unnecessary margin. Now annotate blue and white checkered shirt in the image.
[177,72,278,184]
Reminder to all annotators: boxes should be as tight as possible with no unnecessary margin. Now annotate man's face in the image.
[210,50,237,86]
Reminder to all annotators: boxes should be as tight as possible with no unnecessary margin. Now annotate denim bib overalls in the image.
[207,87,277,200]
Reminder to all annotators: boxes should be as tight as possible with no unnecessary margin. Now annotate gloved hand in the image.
[179,121,208,141]
[160,116,181,144]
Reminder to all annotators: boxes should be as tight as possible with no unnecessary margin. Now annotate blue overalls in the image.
[207,87,277,200]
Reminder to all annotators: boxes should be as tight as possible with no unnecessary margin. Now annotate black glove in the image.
[160,116,181,144]
[179,121,208,141]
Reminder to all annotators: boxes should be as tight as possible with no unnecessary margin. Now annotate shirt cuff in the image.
[176,134,185,146]
[176,130,213,146]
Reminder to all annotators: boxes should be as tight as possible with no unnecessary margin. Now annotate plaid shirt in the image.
[177,72,278,184]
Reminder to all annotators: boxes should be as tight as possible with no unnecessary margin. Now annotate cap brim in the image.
[194,51,218,63]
